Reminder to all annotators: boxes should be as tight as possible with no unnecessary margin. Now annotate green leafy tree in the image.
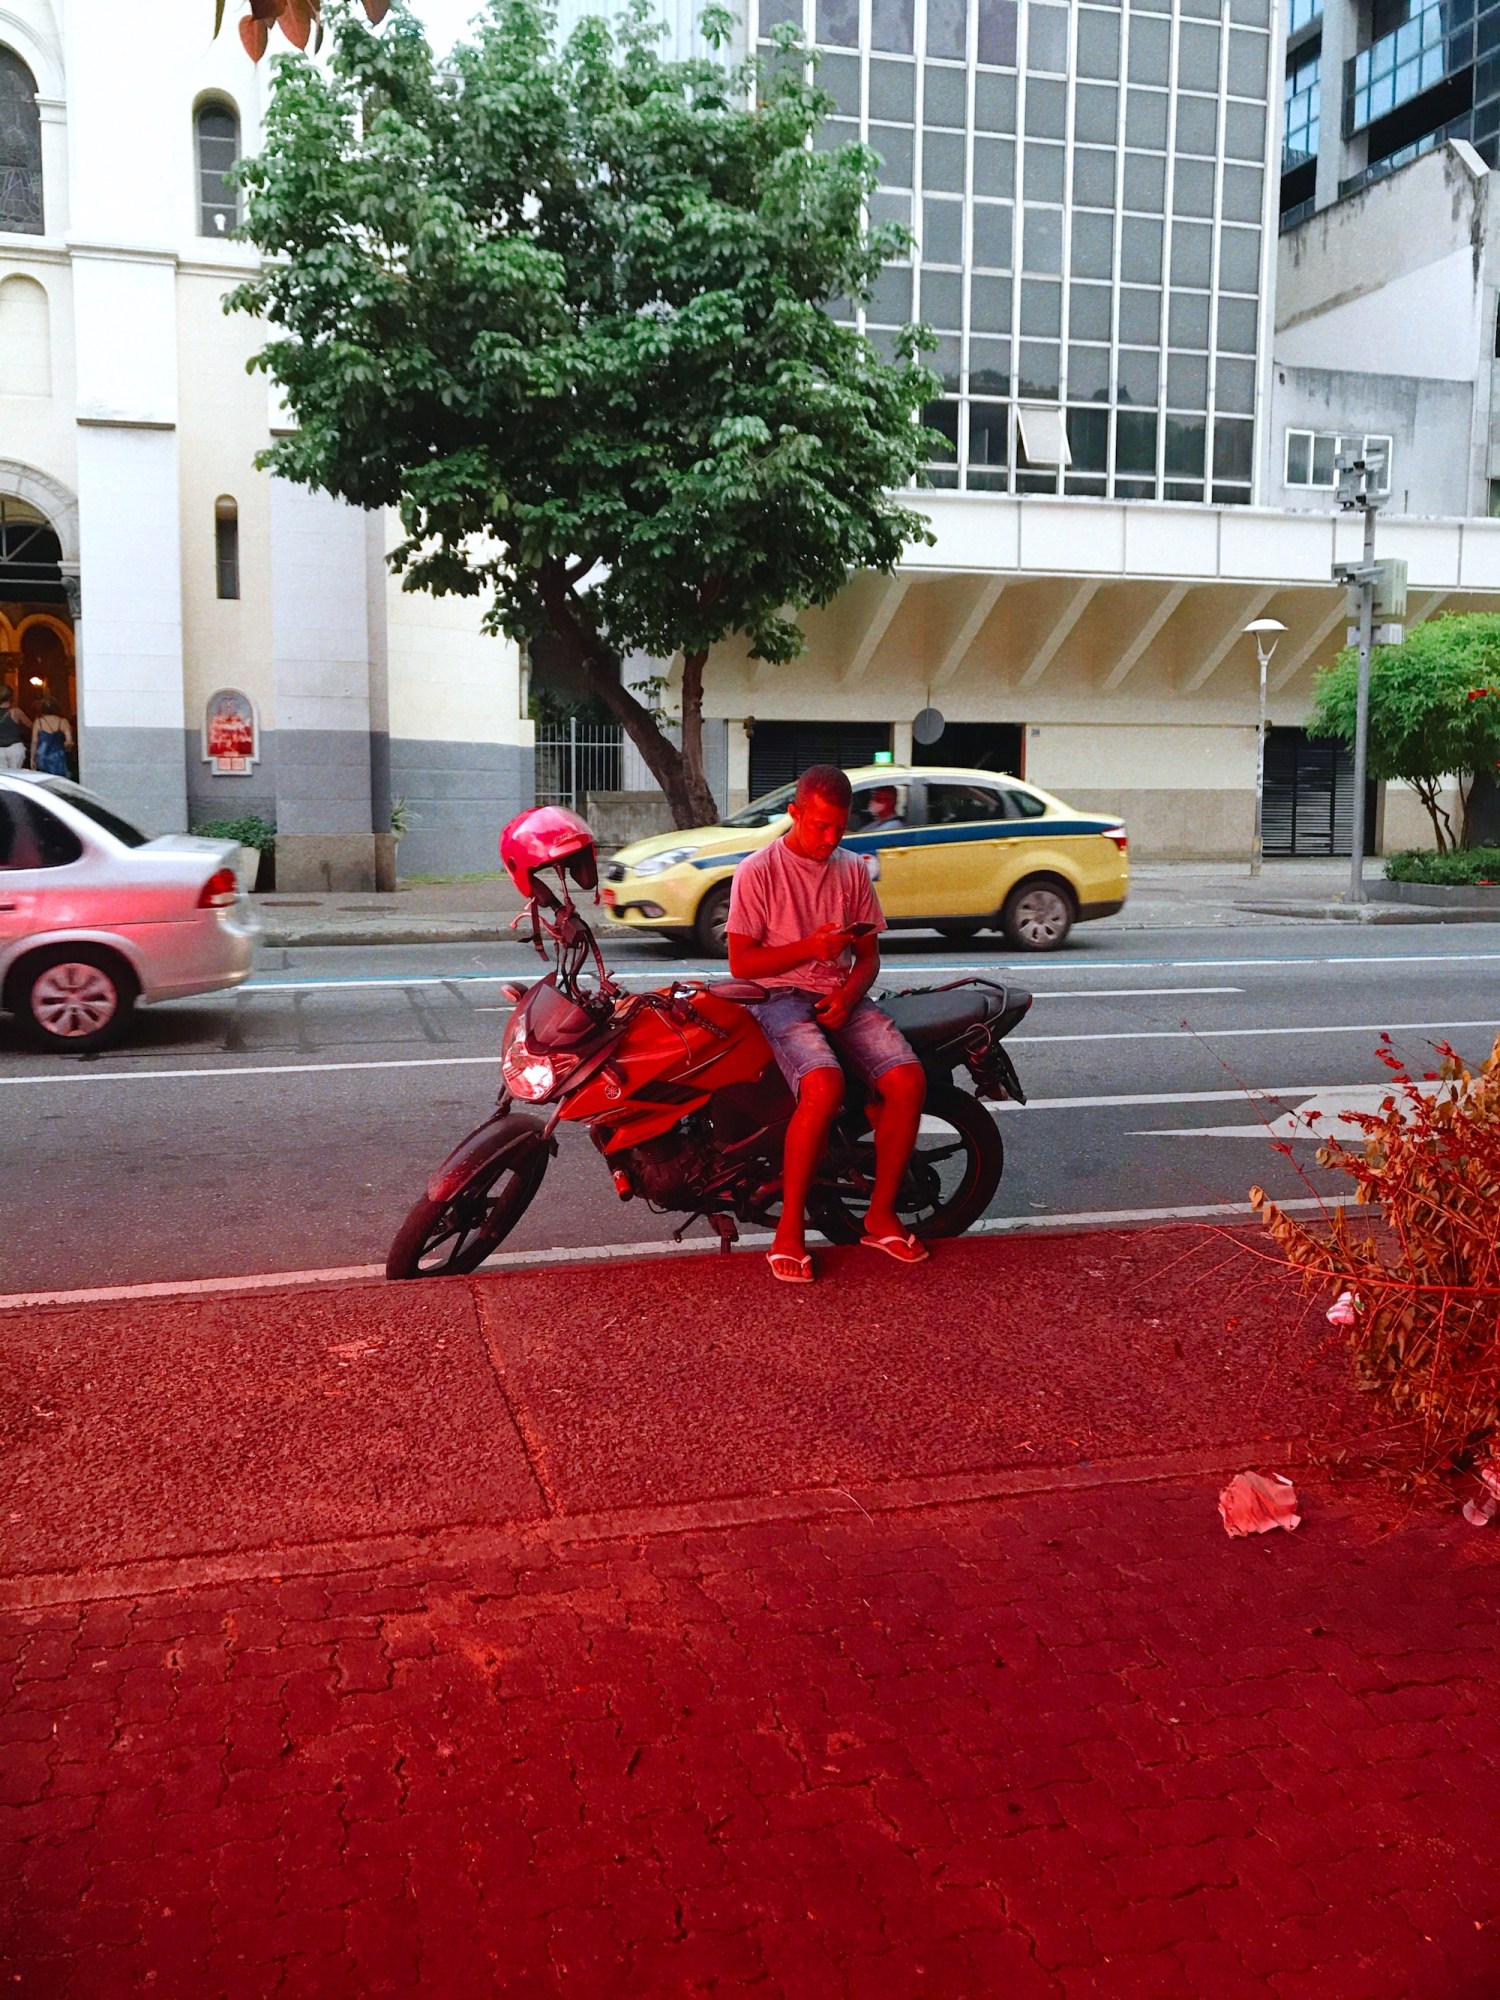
[230,0,936,827]
[1309,613,1500,851]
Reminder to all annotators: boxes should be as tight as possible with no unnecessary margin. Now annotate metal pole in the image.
[1347,499,1376,905]
[1252,642,1267,878]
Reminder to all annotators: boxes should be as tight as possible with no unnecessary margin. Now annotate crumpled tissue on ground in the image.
[1219,1471,1302,1537]
[1463,1456,1500,1527]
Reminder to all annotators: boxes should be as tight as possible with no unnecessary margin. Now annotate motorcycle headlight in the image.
[630,846,697,878]
[501,1042,580,1102]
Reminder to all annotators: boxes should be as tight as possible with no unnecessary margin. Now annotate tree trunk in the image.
[1413,777,1453,853]
[677,649,720,826]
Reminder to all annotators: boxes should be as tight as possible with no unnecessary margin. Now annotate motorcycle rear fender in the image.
[427,1109,552,1204]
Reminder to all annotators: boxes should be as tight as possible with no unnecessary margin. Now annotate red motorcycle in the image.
[386,808,1032,1280]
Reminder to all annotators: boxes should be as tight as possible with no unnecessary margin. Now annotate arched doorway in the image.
[0,495,75,772]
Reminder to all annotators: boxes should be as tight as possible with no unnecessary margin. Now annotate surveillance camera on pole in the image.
[1330,451,1401,906]
[1244,617,1286,878]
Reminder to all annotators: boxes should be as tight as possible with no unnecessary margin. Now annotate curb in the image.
[1232,899,1500,924]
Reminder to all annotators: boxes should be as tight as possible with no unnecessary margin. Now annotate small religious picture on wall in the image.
[203,690,258,775]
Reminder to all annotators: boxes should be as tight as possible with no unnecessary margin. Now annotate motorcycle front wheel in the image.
[386,1137,550,1279]
[811,1081,1003,1245]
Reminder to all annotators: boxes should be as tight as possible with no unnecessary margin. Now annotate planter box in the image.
[1371,879,1500,910]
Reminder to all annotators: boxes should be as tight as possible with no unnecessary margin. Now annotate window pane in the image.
[1175,95,1217,153]
[976,0,1019,65]
[1076,8,1121,78]
[1285,430,1311,484]
[969,341,1012,394]
[1070,282,1112,339]
[1027,4,1069,72]
[867,265,913,320]
[1116,347,1160,405]
[870,59,916,120]
[872,0,916,52]
[1177,21,1220,89]
[1166,350,1208,407]
[970,400,1011,461]
[1214,416,1255,483]
[0,51,43,234]
[196,103,240,238]
[820,52,861,110]
[1224,99,1266,160]
[1068,343,1110,398]
[1226,27,1268,97]
[969,274,1013,329]
[1215,356,1255,413]
[922,400,960,462]
[1168,290,1210,347]
[1127,16,1170,83]
[1120,215,1163,282]
[871,187,913,233]
[1025,79,1067,136]
[921,130,966,188]
[927,781,1008,823]
[974,69,1017,128]
[1067,404,1109,470]
[1073,82,1120,142]
[1311,432,1337,485]
[924,63,968,123]
[973,135,1016,194]
[1165,413,1206,475]
[1119,286,1160,343]
[930,333,962,387]
[1072,145,1117,206]
[1222,164,1264,223]
[1018,341,1061,396]
[871,124,915,181]
[923,196,964,263]
[1020,277,1062,335]
[1022,205,1063,272]
[971,200,1014,266]
[1122,150,1166,211]
[1023,142,1066,201]
[919,269,963,327]
[1071,209,1115,278]
[927,0,967,58]
[1218,226,1261,291]
[816,0,858,43]
[759,0,801,24]
[1116,409,1158,472]
[1124,86,1168,147]
[813,117,856,152]
[1170,220,1212,285]
[1216,295,1258,353]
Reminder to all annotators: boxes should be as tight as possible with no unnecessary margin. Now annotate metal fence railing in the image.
[534,720,624,811]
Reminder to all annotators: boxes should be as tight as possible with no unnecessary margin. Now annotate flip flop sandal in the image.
[860,1231,929,1265]
[767,1250,814,1284]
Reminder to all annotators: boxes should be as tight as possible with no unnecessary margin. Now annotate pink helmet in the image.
[500,805,600,899]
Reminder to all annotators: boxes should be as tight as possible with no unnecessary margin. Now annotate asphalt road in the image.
[4,919,1500,1297]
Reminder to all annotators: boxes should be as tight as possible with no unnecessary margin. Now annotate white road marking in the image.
[238,972,1239,1000]
[0,1194,1353,1313]
[1012,1016,1500,1047]
[1137,1079,1453,1142]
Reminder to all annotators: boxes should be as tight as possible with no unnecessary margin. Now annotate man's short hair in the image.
[794,764,853,810]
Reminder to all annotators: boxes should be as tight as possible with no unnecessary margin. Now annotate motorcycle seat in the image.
[880,985,1024,1049]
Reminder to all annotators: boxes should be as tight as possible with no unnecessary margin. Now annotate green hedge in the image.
[192,814,277,853]
[1385,846,1500,886]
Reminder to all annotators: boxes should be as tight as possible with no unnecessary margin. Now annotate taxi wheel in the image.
[694,883,733,958]
[14,946,137,1052]
[1000,877,1075,952]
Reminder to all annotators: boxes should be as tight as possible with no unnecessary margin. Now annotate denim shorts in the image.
[748,990,918,1093]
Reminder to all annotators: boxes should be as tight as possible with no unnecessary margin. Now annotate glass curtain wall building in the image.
[755,0,1275,505]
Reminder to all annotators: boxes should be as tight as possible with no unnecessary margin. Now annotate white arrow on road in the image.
[1137,1079,1453,1142]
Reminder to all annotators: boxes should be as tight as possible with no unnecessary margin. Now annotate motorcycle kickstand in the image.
[673,1213,739,1255]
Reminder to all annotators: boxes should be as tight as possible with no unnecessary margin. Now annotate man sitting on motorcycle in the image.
[725,764,928,1283]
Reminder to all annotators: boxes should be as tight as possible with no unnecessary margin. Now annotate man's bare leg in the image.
[771,1068,844,1265]
[862,1062,926,1242]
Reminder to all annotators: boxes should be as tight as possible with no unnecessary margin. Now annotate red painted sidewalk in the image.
[3,1229,1498,1997]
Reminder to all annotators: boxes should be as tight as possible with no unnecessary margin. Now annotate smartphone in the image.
[846,921,878,937]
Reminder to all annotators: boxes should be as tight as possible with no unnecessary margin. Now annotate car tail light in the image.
[198,868,239,908]
[1102,825,1128,853]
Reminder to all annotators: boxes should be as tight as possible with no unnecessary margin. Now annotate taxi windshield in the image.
[723,782,796,829]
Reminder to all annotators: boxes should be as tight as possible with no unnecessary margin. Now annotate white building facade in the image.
[0,1,531,884]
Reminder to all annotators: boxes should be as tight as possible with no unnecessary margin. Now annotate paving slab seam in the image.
[0,1440,1310,1614]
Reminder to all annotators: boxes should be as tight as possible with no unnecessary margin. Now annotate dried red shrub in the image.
[1251,1032,1500,1473]
[217,0,389,61]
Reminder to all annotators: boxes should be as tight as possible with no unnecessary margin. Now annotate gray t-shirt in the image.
[725,836,884,995]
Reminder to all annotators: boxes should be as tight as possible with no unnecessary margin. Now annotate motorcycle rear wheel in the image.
[811,1081,1003,1244]
[386,1139,549,1279]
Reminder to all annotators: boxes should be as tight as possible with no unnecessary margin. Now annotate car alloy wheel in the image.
[1006,884,1072,950]
[30,960,121,1039]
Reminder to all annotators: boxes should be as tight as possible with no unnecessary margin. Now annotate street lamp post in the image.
[1244,617,1286,878]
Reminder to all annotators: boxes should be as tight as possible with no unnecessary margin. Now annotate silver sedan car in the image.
[0,771,258,1051]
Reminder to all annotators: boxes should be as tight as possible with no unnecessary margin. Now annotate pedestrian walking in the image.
[30,696,73,777]
[0,677,28,769]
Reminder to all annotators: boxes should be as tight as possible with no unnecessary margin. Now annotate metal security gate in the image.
[1262,727,1377,857]
[534,721,623,810]
[748,721,894,799]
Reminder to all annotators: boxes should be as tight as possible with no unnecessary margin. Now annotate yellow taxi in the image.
[600,765,1129,955]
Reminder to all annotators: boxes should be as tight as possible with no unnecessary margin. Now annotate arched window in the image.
[0,48,43,236]
[215,498,240,600]
[196,100,240,237]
